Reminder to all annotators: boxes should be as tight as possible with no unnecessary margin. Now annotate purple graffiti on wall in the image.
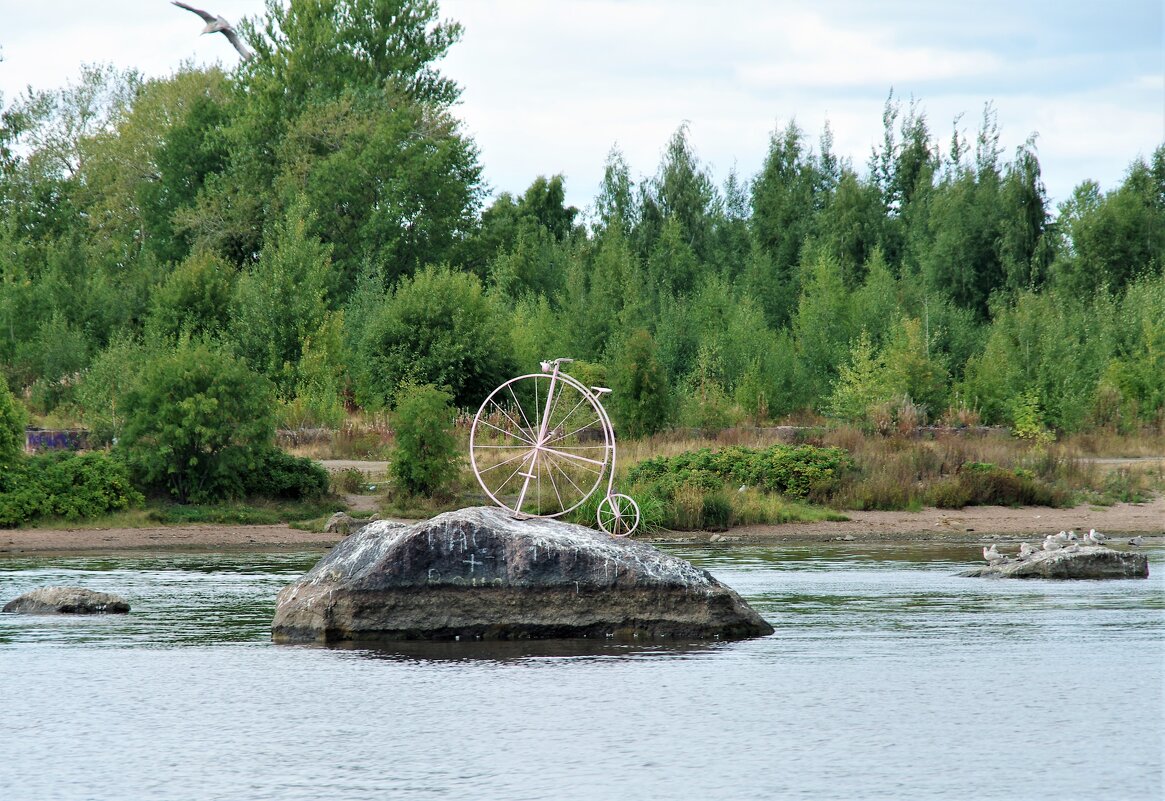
[24,428,89,453]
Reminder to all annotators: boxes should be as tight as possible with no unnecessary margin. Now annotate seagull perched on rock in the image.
[983,544,1004,563]
[1043,536,1063,551]
[1085,529,1107,546]
[1019,542,1037,558]
[172,1,254,60]
[1129,536,1145,547]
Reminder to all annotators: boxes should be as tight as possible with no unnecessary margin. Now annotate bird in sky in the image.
[172,1,254,60]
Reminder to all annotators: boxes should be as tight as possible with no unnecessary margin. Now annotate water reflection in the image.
[324,637,724,664]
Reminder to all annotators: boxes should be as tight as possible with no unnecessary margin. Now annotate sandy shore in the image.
[2,497,1162,554]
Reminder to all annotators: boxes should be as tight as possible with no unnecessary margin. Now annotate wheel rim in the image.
[597,493,640,537]
[470,373,609,517]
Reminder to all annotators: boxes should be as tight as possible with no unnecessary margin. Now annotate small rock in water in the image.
[959,544,1148,580]
[3,587,130,615]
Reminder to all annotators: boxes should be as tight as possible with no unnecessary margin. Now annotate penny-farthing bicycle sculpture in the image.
[469,358,640,537]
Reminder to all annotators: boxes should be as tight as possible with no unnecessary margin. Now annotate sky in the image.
[1,1,1161,216]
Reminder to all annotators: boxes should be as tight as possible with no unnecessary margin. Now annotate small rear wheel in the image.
[597,493,640,537]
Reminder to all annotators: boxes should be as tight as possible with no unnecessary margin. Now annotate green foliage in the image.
[75,334,148,446]
[829,331,893,422]
[357,265,514,409]
[926,461,1065,508]
[119,342,276,504]
[148,251,235,341]
[231,199,333,398]
[627,445,855,501]
[2,25,1162,465]
[1010,388,1053,444]
[0,451,143,527]
[0,375,27,474]
[390,383,460,497]
[244,449,329,500]
[611,328,670,437]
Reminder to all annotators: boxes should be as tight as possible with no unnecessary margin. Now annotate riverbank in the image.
[3,497,1162,553]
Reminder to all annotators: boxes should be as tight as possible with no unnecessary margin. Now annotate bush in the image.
[390,384,460,497]
[0,375,26,474]
[925,461,1066,508]
[626,444,855,501]
[0,451,143,527]
[244,449,329,500]
[119,342,276,503]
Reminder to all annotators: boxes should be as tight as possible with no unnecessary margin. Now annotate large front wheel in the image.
[470,374,610,517]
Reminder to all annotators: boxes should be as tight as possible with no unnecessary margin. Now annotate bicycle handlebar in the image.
[540,357,574,373]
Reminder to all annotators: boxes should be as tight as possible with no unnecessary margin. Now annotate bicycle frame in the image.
[514,358,619,512]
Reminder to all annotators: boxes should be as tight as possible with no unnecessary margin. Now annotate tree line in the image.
[1,0,1162,447]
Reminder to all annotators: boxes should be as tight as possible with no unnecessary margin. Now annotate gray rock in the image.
[272,507,773,643]
[960,544,1148,580]
[323,511,373,536]
[3,587,130,614]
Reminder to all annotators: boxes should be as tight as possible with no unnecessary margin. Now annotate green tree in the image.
[750,121,823,298]
[356,265,513,408]
[828,330,893,422]
[1052,151,1165,296]
[119,342,276,503]
[635,123,717,262]
[390,383,460,497]
[230,199,333,397]
[0,374,26,475]
[148,250,235,341]
[611,328,670,437]
[75,334,149,447]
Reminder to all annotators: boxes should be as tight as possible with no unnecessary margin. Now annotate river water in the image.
[1,543,1161,801]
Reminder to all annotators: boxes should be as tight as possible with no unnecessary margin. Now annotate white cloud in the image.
[2,0,1160,214]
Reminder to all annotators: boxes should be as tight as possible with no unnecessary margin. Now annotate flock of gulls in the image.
[983,529,1145,564]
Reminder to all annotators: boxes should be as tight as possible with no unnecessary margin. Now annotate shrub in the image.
[0,451,143,527]
[119,342,276,503]
[627,445,855,501]
[244,449,329,500]
[390,384,460,497]
[0,375,26,474]
[331,467,367,494]
[925,461,1066,508]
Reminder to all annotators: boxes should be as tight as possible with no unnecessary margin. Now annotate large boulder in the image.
[272,506,774,643]
[960,544,1148,579]
[3,587,130,614]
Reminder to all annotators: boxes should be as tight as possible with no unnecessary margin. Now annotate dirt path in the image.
[2,497,1161,554]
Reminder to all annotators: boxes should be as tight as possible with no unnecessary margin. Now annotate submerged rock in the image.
[272,506,773,643]
[960,544,1148,580]
[3,587,130,614]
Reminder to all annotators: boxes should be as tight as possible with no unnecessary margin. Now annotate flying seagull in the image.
[172,1,254,60]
